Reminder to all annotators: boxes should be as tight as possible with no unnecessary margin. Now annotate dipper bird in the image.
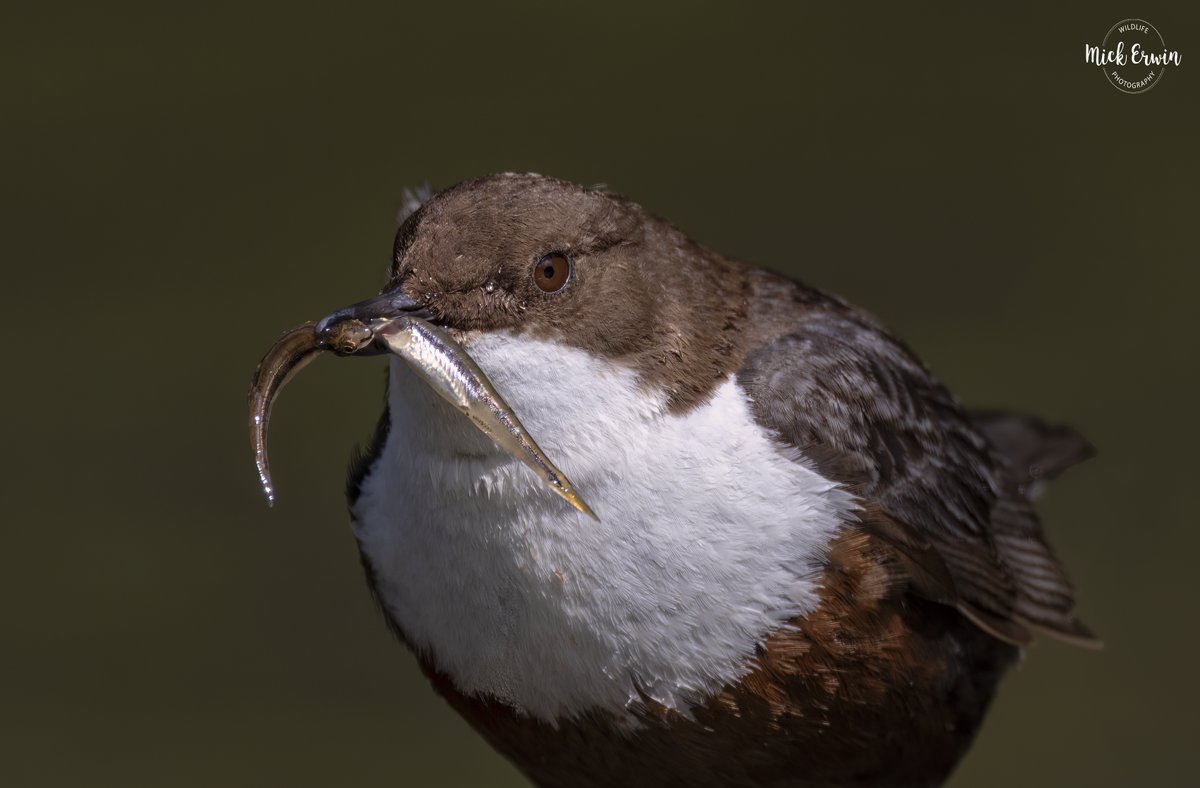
[249,173,1096,788]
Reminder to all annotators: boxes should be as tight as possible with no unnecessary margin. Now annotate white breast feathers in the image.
[352,332,856,723]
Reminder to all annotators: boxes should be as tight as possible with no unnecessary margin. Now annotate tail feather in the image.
[971,410,1100,648]
[970,410,1095,498]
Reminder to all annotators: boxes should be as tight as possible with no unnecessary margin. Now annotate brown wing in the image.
[736,303,1097,647]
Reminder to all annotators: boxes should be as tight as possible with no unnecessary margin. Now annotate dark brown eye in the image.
[533,252,571,293]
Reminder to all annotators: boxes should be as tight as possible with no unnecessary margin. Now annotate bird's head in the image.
[249,173,749,508]
[316,172,700,359]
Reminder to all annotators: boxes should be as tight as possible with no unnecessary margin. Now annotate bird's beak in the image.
[312,290,430,354]
[248,289,597,520]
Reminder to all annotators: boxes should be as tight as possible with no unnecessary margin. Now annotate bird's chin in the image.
[450,448,498,462]
[444,325,491,348]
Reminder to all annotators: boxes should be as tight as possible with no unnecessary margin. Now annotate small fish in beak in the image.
[247,314,597,519]
[373,317,597,520]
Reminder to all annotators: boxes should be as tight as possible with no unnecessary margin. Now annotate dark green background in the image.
[3,2,1195,786]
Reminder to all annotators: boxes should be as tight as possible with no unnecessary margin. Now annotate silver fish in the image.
[247,316,596,519]
[374,316,597,520]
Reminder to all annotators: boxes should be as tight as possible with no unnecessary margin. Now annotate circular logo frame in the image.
[1101,19,1173,94]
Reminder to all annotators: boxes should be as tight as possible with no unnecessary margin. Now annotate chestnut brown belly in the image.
[419,529,1018,788]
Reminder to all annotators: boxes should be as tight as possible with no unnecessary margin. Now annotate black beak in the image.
[313,289,429,355]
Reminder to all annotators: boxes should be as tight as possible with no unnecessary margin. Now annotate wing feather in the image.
[736,306,1096,647]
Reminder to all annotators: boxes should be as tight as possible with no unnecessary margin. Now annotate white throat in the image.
[352,332,855,722]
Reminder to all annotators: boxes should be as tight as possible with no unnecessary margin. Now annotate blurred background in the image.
[2,2,1196,786]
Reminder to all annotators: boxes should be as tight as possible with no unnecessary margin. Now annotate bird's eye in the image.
[533,252,571,293]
